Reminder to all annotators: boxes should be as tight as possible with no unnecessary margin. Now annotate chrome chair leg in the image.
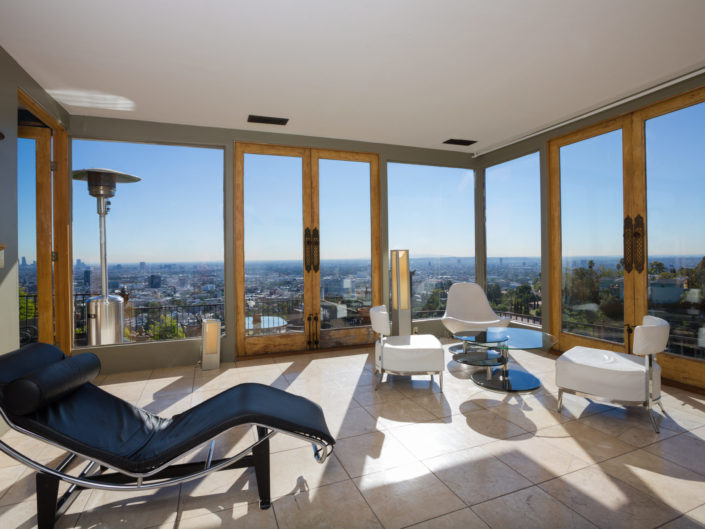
[374,371,383,391]
[646,400,660,433]
[557,388,563,413]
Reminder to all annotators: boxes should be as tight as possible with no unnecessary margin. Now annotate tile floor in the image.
[2,343,705,528]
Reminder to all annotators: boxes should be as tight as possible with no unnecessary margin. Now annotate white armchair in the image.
[370,305,444,392]
[441,282,510,335]
[556,315,670,432]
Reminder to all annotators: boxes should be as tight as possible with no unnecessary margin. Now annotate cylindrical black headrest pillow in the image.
[2,353,101,416]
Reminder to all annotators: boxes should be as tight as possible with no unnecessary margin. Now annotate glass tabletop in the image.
[454,327,556,350]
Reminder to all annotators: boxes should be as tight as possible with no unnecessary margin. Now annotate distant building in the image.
[21,256,27,267]
[83,270,91,286]
[139,261,146,272]
[149,274,162,288]
[649,278,685,304]
[75,258,83,268]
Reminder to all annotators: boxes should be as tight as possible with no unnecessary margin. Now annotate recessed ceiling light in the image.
[247,114,289,126]
[443,138,476,146]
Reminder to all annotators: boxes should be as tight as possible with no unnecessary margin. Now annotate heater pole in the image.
[97,195,108,299]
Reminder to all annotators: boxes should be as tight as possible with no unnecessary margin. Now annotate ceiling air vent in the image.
[247,114,289,126]
[443,138,476,146]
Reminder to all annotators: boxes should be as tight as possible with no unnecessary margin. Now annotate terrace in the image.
[2,1,705,528]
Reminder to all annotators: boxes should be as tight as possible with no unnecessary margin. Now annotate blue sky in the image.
[17,101,704,264]
[388,163,475,257]
[244,155,372,262]
[486,152,541,257]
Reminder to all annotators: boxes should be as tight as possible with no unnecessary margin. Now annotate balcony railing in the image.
[17,292,703,360]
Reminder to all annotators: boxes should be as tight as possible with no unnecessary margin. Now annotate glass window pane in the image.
[388,163,475,319]
[18,138,38,346]
[318,159,372,330]
[646,101,705,359]
[560,130,624,343]
[72,140,224,346]
[486,152,542,325]
[244,153,304,336]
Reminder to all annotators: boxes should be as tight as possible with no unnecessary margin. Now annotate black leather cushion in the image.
[2,353,101,416]
[10,382,335,474]
[0,343,66,385]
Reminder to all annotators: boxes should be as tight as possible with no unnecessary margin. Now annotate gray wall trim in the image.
[539,143,551,334]
[474,167,486,289]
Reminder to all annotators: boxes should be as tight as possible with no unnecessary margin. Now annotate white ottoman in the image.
[375,334,444,392]
[556,346,660,403]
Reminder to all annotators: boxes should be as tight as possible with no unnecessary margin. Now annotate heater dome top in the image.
[72,168,141,184]
[73,168,140,198]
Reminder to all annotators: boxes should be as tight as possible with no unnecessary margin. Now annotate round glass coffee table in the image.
[453,327,556,392]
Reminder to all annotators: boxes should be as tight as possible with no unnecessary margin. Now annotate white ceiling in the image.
[2,0,705,154]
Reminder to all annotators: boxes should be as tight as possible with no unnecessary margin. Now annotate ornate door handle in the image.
[313,313,319,347]
[304,227,312,272]
[312,227,320,273]
[633,214,645,274]
[623,216,634,273]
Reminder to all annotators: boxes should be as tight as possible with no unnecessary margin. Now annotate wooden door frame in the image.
[234,143,310,356]
[548,116,635,353]
[630,85,705,386]
[311,149,381,348]
[18,126,53,343]
[18,90,72,353]
[234,143,381,357]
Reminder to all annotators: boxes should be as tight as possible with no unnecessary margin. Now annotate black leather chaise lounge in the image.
[0,343,335,529]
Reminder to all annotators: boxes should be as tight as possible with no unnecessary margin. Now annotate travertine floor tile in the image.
[334,430,417,478]
[456,408,527,445]
[644,431,705,476]
[411,508,490,529]
[472,485,597,529]
[352,384,407,407]
[536,420,634,463]
[540,466,679,529]
[659,505,705,529]
[364,399,437,429]
[389,417,477,460]
[273,480,382,529]
[424,445,532,505]
[269,447,348,498]
[488,395,570,432]
[482,433,591,483]
[325,406,378,439]
[0,499,79,529]
[76,484,181,529]
[179,467,260,519]
[599,449,705,512]
[578,406,684,447]
[354,461,465,529]
[406,388,483,418]
[175,501,278,529]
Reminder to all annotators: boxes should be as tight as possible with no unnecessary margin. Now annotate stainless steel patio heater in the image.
[73,169,140,345]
